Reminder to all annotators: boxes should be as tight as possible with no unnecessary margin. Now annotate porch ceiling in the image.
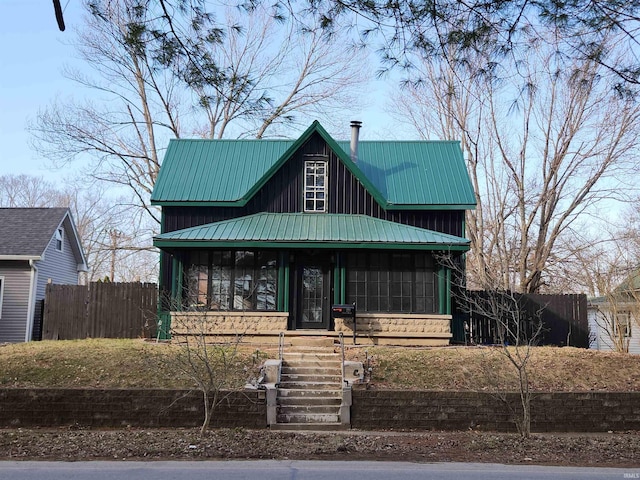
[153,213,470,251]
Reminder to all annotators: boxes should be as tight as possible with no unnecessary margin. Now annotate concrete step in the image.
[289,336,335,348]
[278,396,342,406]
[281,366,342,375]
[278,404,341,415]
[276,412,340,424]
[278,381,342,390]
[277,388,342,399]
[270,423,348,431]
[283,352,340,359]
[280,373,342,383]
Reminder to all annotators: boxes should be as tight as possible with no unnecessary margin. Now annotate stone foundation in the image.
[169,311,451,346]
[171,311,288,337]
[335,314,452,346]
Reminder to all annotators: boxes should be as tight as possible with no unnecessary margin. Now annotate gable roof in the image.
[0,208,87,269]
[154,213,470,251]
[151,121,476,210]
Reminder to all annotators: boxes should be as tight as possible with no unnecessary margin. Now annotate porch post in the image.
[277,252,286,311]
[340,257,346,304]
[170,256,183,311]
[446,266,452,315]
[438,265,446,315]
[283,259,290,312]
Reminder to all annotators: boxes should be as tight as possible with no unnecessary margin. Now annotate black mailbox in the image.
[332,303,357,344]
[331,304,355,317]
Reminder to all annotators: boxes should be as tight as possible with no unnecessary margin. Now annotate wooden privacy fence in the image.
[451,292,588,348]
[43,282,157,340]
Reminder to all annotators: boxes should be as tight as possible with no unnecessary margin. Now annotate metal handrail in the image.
[278,331,285,361]
[339,332,346,386]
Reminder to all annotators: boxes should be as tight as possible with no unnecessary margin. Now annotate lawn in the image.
[1,339,640,391]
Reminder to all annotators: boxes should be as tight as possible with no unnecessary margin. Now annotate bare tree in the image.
[0,174,157,283]
[440,253,544,438]
[392,35,640,294]
[162,282,249,436]
[30,0,369,229]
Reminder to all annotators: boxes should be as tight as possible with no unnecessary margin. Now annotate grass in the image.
[1,339,640,391]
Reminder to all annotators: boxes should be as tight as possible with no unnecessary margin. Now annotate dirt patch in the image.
[1,428,639,467]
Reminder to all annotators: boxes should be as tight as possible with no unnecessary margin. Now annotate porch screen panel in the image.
[184,250,277,311]
[346,252,437,314]
[211,251,232,310]
[186,251,209,309]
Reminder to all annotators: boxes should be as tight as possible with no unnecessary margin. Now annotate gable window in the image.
[55,228,64,251]
[304,161,327,212]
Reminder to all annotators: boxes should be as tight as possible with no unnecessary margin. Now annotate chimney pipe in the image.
[350,120,362,163]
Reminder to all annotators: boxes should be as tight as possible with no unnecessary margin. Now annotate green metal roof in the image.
[151,121,476,210]
[153,213,470,251]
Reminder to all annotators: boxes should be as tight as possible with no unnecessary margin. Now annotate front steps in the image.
[271,339,349,430]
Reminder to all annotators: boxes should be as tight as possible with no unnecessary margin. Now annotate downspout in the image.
[25,260,38,342]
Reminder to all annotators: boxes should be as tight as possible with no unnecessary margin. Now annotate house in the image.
[588,272,640,354]
[0,208,87,343]
[151,121,476,345]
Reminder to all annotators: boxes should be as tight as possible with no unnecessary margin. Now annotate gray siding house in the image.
[0,208,87,343]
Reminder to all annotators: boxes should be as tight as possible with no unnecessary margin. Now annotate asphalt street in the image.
[0,461,638,480]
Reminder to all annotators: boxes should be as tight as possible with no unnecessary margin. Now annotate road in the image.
[0,461,637,480]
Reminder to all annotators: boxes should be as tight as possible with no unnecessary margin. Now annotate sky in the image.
[0,0,405,186]
[0,0,87,181]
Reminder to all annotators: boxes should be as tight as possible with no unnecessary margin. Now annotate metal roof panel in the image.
[154,213,469,248]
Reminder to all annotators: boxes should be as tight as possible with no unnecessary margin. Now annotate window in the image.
[346,252,437,314]
[304,161,327,212]
[185,250,277,311]
[55,228,64,251]
[613,312,632,338]
[0,277,4,319]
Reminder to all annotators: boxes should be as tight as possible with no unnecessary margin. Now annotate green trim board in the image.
[154,213,470,251]
[151,121,476,210]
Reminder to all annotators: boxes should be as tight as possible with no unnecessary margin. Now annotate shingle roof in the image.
[0,208,71,258]
[151,121,476,210]
[154,213,470,251]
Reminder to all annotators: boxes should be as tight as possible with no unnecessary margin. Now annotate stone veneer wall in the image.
[171,311,288,336]
[334,314,452,346]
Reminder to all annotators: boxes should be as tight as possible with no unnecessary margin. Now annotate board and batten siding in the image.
[0,262,33,343]
[588,306,640,355]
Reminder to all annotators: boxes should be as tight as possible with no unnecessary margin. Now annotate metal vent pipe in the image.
[350,120,362,163]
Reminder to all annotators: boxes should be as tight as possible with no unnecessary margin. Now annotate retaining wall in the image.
[1,389,639,432]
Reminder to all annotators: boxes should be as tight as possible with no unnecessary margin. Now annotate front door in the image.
[294,261,330,329]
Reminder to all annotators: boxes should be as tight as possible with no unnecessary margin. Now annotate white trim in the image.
[0,255,41,261]
[25,260,38,342]
[55,227,64,252]
[0,276,4,320]
[63,211,88,271]
[303,160,328,212]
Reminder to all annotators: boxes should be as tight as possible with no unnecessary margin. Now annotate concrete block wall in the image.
[351,390,640,432]
[2,389,640,432]
[0,389,266,428]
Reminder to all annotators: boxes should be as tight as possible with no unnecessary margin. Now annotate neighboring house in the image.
[151,121,476,345]
[588,272,640,354]
[0,208,87,343]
